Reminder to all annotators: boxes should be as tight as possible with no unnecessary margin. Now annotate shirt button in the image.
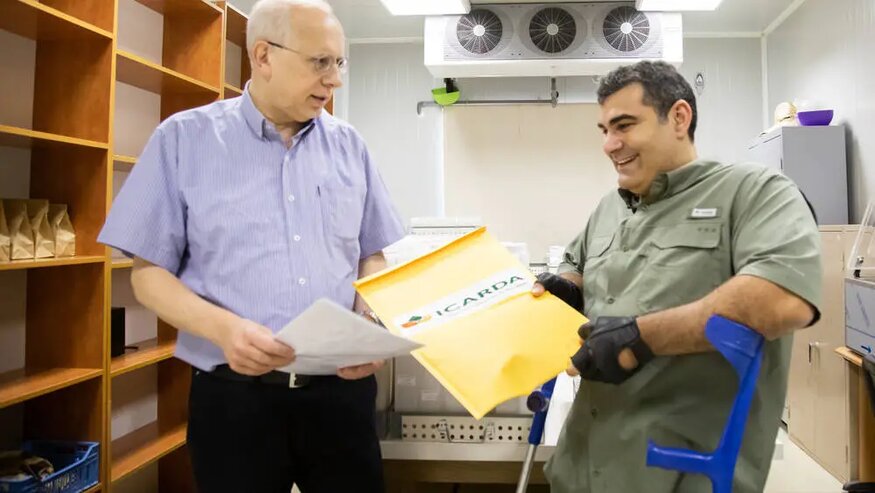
[606,297,615,304]
[298,278,307,286]
[293,235,301,242]
[591,408,598,418]
[288,194,295,202]
[593,469,601,477]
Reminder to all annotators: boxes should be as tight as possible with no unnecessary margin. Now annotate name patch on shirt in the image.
[690,207,719,219]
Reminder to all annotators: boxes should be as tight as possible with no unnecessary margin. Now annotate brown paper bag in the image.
[25,199,54,259]
[0,200,10,262]
[3,200,35,260]
[49,204,76,257]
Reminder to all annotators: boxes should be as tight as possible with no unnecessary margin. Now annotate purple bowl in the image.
[797,109,834,126]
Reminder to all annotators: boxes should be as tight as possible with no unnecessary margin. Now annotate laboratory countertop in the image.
[380,440,554,462]
[379,438,785,463]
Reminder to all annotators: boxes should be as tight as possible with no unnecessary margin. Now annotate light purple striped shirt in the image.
[99,88,405,371]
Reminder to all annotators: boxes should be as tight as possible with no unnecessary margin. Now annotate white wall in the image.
[766,0,875,221]
[444,104,617,260]
[679,37,763,163]
[343,37,763,230]
[346,42,443,223]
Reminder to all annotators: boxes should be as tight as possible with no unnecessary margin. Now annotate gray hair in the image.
[246,0,333,58]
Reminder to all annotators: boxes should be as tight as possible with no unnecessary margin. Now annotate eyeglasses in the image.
[267,41,348,75]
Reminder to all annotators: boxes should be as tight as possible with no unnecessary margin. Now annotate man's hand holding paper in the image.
[274,298,422,376]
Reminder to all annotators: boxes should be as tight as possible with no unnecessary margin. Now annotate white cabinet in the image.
[786,226,855,482]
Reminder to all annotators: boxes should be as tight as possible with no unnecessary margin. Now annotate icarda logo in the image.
[394,269,530,336]
[401,314,432,328]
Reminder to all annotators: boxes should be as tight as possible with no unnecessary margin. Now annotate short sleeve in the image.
[357,142,405,259]
[98,124,187,274]
[558,227,588,275]
[732,169,822,320]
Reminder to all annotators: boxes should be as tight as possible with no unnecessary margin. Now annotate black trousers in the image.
[187,368,385,493]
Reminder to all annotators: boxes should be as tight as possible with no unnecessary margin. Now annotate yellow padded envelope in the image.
[354,227,586,419]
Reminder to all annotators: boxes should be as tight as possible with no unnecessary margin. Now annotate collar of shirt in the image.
[240,81,317,144]
[617,159,718,210]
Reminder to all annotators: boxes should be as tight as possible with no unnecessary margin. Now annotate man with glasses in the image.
[98,0,404,491]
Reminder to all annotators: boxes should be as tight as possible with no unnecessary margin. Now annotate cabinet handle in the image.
[808,341,825,363]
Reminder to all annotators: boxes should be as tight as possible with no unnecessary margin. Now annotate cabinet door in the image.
[787,230,829,452]
[812,230,851,481]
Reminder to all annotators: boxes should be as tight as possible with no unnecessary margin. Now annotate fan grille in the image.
[529,7,576,54]
[603,6,650,53]
[456,9,503,55]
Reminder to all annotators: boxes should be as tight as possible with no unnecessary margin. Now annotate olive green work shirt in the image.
[544,159,822,493]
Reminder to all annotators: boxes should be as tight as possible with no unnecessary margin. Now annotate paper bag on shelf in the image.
[25,199,54,259]
[49,204,75,257]
[0,200,10,262]
[2,199,35,260]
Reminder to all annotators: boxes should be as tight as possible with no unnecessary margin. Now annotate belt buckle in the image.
[289,373,306,388]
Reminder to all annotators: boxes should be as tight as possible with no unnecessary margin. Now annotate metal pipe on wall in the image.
[417,78,560,115]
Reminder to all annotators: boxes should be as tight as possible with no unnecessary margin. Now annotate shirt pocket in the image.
[582,233,615,313]
[318,182,364,278]
[638,222,724,313]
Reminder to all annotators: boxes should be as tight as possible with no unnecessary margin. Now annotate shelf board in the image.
[83,484,101,493]
[113,154,138,165]
[0,367,103,409]
[0,255,106,272]
[112,422,187,483]
[224,2,247,47]
[133,0,222,16]
[0,125,109,151]
[836,346,864,368]
[116,50,221,97]
[0,0,112,42]
[111,258,134,269]
[111,339,176,377]
[223,83,243,98]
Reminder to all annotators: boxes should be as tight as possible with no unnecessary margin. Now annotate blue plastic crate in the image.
[0,441,99,493]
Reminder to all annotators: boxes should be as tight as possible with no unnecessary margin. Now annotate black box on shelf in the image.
[111,307,125,358]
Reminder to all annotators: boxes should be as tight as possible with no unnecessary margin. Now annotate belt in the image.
[210,364,312,388]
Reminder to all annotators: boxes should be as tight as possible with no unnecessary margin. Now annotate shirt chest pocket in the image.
[639,222,725,313]
[582,234,615,313]
[319,185,363,240]
[318,182,364,278]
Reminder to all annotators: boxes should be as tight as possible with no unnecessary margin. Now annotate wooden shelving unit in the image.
[111,421,187,483]
[223,83,243,98]
[221,1,249,99]
[0,368,103,408]
[0,125,109,150]
[111,258,134,269]
[0,256,106,272]
[0,0,234,490]
[116,50,220,98]
[111,338,176,377]
[112,154,137,165]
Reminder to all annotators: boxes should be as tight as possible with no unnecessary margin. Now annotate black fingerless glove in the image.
[536,272,583,312]
[571,316,654,384]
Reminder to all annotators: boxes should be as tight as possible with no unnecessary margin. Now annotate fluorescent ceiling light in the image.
[379,0,471,16]
[635,0,724,11]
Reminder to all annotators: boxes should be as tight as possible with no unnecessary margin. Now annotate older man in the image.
[98,0,403,491]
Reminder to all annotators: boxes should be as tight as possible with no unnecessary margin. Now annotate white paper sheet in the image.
[275,298,423,375]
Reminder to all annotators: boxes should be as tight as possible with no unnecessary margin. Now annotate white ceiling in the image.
[230,0,798,39]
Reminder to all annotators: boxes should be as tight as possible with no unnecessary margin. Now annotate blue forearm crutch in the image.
[516,376,557,493]
[646,315,766,493]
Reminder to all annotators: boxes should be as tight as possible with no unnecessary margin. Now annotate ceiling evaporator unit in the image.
[424,2,683,78]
